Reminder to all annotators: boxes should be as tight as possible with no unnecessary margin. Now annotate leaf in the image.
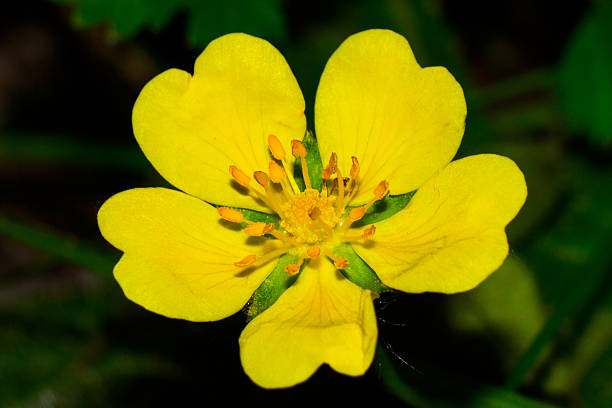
[505,160,612,390]
[559,6,612,146]
[376,345,560,408]
[0,214,115,278]
[54,0,287,47]
[447,257,547,372]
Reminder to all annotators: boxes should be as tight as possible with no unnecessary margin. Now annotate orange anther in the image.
[268,134,286,160]
[253,171,269,187]
[244,222,273,236]
[285,263,300,276]
[269,160,286,183]
[291,140,307,158]
[218,207,244,223]
[229,165,250,187]
[350,156,360,180]
[234,254,257,267]
[333,256,349,270]
[306,246,321,259]
[349,207,367,222]
[362,225,376,240]
[374,180,389,200]
[322,152,338,179]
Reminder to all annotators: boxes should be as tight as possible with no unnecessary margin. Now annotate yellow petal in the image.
[133,33,306,212]
[98,188,279,321]
[315,29,466,204]
[239,259,377,388]
[353,154,527,294]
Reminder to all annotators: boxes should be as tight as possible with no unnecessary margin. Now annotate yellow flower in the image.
[98,29,527,388]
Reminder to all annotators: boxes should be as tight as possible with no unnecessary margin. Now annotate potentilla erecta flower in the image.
[98,29,527,388]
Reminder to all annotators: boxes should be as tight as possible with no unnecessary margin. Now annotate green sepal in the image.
[333,243,389,293]
[237,208,280,225]
[247,253,300,320]
[350,191,415,227]
[294,130,324,191]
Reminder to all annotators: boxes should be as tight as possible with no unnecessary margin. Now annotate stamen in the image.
[239,246,293,269]
[218,207,244,223]
[341,225,376,242]
[349,207,367,222]
[306,246,320,259]
[350,156,360,180]
[284,245,322,276]
[362,225,376,239]
[229,165,250,187]
[268,136,300,194]
[268,134,286,160]
[342,180,389,230]
[229,165,279,212]
[254,171,269,187]
[291,139,307,158]
[285,263,301,276]
[291,140,311,189]
[234,254,257,267]
[322,152,337,180]
[244,222,274,236]
[269,160,286,183]
[323,248,349,270]
[374,180,389,200]
[334,256,349,269]
[268,229,297,245]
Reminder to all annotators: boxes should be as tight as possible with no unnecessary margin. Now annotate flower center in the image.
[219,134,388,275]
[280,188,339,244]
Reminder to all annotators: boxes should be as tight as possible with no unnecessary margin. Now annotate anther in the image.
[269,160,286,183]
[292,139,311,189]
[218,207,244,223]
[244,222,274,236]
[291,140,307,158]
[254,171,269,187]
[285,263,301,276]
[234,254,257,268]
[350,156,360,180]
[349,207,367,222]
[268,134,286,160]
[362,225,376,240]
[229,165,250,187]
[322,152,338,180]
[306,246,320,259]
[374,180,389,200]
[334,256,349,270]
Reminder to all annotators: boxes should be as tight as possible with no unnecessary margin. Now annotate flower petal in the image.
[133,33,306,212]
[315,29,466,204]
[98,187,279,321]
[353,154,527,294]
[239,258,377,388]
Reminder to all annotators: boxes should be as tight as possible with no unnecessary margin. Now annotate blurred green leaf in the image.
[448,257,547,372]
[579,340,612,408]
[506,161,612,390]
[0,214,116,279]
[376,346,559,408]
[559,6,612,146]
[54,0,286,47]
[0,132,148,173]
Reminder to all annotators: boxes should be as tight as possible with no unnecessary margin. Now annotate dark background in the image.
[1,1,610,407]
